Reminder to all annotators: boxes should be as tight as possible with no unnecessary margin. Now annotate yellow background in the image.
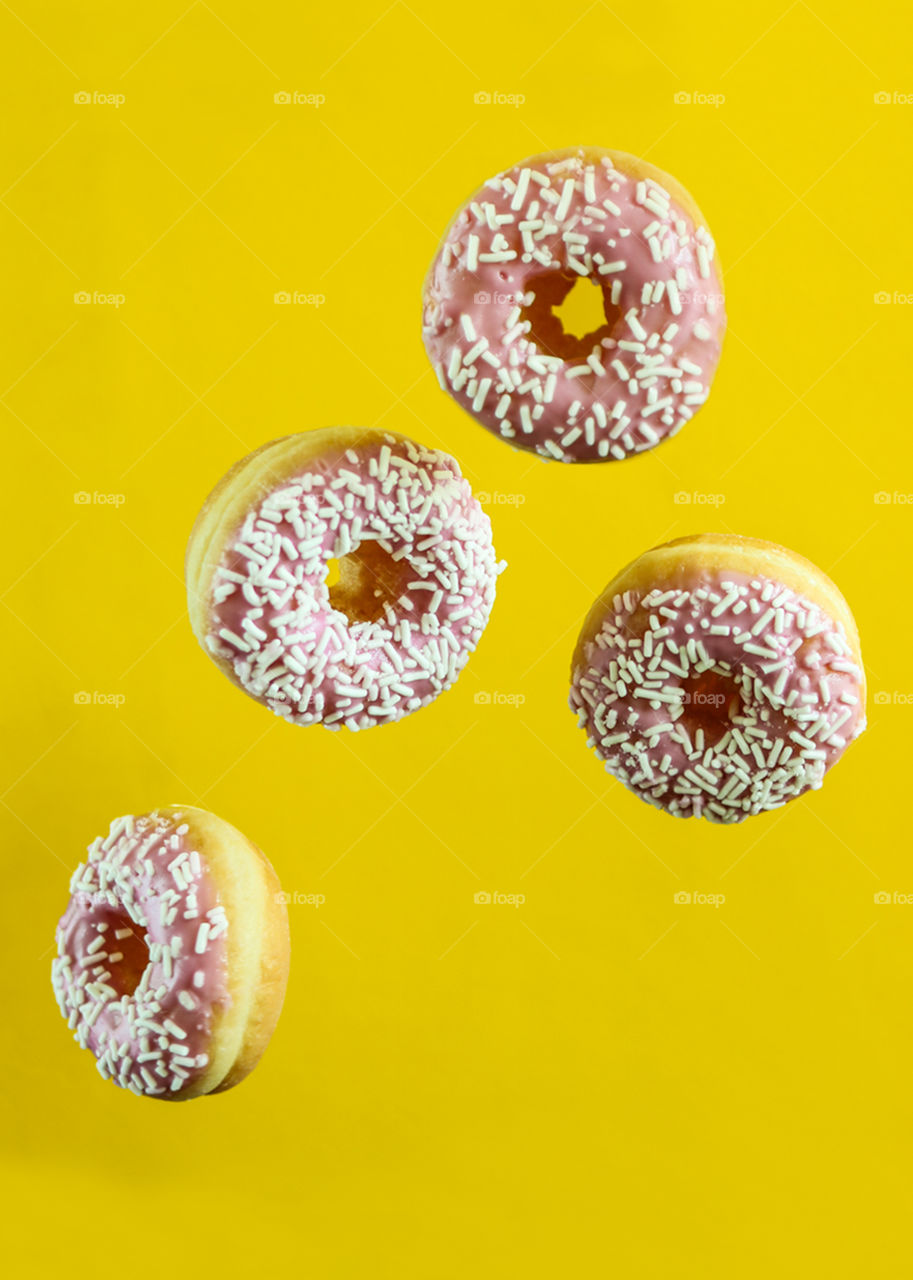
[2,2,910,1275]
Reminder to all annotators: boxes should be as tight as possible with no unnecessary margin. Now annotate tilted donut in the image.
[570,535,866,822]
[186,428,502,730]
[51,806,289,1099]
[422,146,725,462]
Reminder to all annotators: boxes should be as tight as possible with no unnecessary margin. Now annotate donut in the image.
[569,535,866,822]
[186,427,502,730]
[422,146,725,463]
[51,805,289,1099]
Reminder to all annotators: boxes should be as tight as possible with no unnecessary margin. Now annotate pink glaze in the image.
[52,811,229,1096]
[570,569,865,821]
[206,433,502,730]
[423,147,725,462]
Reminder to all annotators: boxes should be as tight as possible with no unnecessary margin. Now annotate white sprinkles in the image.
[423,149,725,462]
[51,812,226,1096]
[570,575,865,822]
[206,434,502,730]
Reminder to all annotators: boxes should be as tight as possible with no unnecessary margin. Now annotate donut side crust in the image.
[157,805,290,1100]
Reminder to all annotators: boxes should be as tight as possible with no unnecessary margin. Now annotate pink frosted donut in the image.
[51,806,289,1099]
[570,535,866,822]
[422,146,725,462]
[186,428,502,730]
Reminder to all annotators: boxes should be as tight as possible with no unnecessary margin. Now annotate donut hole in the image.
[679,670,741,748]
[327,542,409,624]
[88,910,149,997]
[112,924,149,996]
[523,272,623,362]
